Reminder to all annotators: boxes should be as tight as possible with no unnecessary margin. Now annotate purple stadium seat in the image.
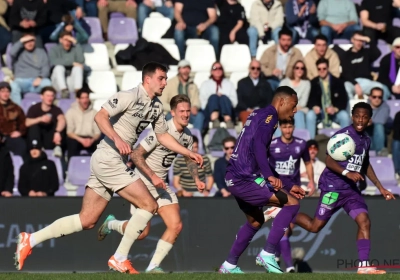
[44,43,57,54]
[47,155,65,187]
[108,18,138,45]
[44,149,53,158]
[333,39,350,45]
[58,99,75,113]
[56,91,75,99]
[298,39,312,44]
[84,17,105,43]
[207,128,237,157]
[318,128,339,137]
[0,70,4,81]
[394,18,400,28]
[67,156,91,187]
[21,98,41,114]
[293,128,310,141]
[386,100,400,120]
[6,43,12,69]
[23,92,40,99]
[367,157,398,187]
[373,44,391,68]
[375,186,400,196]
[11,155,23,189]
[133,128,151,148]
[76,186,87,196]
[55,186,68,196]
[110,12,125,18]
[369,150,376,157]
[168,165,174,188]
[189,128,204,154]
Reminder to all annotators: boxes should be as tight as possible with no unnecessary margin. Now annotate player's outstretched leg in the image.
[256,191,299,274]
[14,188,108,270]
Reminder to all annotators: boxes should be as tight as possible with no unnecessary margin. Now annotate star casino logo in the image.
[265,115,273,124]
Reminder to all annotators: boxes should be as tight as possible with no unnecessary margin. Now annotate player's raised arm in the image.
[325,154,364,183]
[365,163,395,200]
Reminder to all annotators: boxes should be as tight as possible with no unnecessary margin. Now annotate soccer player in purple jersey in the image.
[267,102,395,274]
[266,118,316,272]
[218,86,306,274]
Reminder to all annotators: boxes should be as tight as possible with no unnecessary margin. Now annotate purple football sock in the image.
[226,221,259,265]
[357,239,371,261]
[264,205,299,254]
[275,243,281,258]
[280,236,293,268]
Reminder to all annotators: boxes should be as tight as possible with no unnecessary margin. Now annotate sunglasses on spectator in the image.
[395,46,400,49]
[317,67,327,71]
[212,66,223,71]
[371,95,383,100]
[251,67,261,70]
[295,66,305,70]
[224,146,235,150]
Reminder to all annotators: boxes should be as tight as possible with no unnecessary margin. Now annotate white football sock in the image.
[223,261,236,269]
[260,249,275,257]
[108,220,126,235]
[31,214,83,247]
[114,209,153,262]
[147,239,173,271]
[359,260,370,268]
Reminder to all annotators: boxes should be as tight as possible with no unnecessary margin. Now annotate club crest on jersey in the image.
[295,146,301,154]
[319,208,326,216]
[265,115,273,123]
[275,148,280,153]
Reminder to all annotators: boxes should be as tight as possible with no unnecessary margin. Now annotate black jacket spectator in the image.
[44,0,78,26]
[377,52,400,99]
[9,0,47,35]
[0,139,14,196]
[307,75,348,111]
[236,76,273,112]
[213,156,228,193]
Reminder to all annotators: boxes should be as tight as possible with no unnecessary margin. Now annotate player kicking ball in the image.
[14,62,203,274]
[266,118,316,272]
[266,102,395,274]
[219,86,306,274]
[96,95,205,273]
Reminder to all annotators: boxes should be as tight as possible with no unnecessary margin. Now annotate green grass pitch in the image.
[1,273,400,280]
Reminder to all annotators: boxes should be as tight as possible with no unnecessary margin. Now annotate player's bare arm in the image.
[305,161,316,196]
[94,108,131,155]
[365,163,395,200]
[156,132,204,167]
[325,154,364,183]
[184,157,205,193]
[290,186,306,199]
[130,145,166,189]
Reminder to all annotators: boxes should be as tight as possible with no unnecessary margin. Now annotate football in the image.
[327,133,356,161]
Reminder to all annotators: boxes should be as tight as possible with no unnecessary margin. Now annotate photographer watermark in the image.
[337,259,400,270]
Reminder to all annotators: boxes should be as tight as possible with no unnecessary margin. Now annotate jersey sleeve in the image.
[139,130,158,153]
[152,111,168,134]
[301,143,311,163]
[102,91,136,118]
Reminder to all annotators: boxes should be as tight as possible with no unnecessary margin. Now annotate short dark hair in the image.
[352,102,373,118]
[279,118,295,126]
[273,86,297,100]
[316,57,329,67]
[314,34,328,44]
[222,136,236,146]
[59,30,72,38]
[170,94,191,110]
[352,31,364,37]
[40,86,56,95]
[192,135,199,145]
[142,62,168,82]
[307,139,319,149]
[76,86,92,98]
[369,87,383,96]
[279,27,292,39]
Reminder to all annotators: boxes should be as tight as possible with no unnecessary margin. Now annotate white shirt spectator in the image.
[199,79,238,110]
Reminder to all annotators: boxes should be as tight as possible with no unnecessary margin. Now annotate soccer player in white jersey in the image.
[14,62,204,274]
[96,94,205,273]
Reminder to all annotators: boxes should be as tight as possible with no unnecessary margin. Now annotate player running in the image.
[14,62,203,274]
[265,118,315,272]
[97,94,205,273]
[219,86,306,274]
[266,102,395,274]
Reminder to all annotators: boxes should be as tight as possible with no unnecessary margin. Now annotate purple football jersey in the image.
[319,125,371,191]
[226,105,278,181]
[268,137,310,191]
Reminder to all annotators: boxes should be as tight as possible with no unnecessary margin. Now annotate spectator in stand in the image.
[25,86,65,158]
[0,0,11,55]
[138,0,174,33]
[50,13,89,45]
[247,0,285,49]
[9,34,52,105]
[213,136,236,198]
[9,0,47,46]
[304,34,340,80]
[341,32,389,101]
[65,87,101,161]
[199,61,237,129]
[392,111,400,179]
[0,81,27,157]
[75,0,97,17]
[98,0,137,40]
[317,0,360,45]
[300,139,325,188]
[49,31,85,99]
[173,135,214,197]
[260,28,303,90]
[160,60,204,131]
[18,138,59,197]
[285,0,319,44]
[174,0,219,59]
[216,0,249,57]
[360,0,400,46]
[279,60,310,130]
[236,60,273,125]
[366,87,390,156]
[0,134,14,197]
[306,58,350,139]
[377,38,400,100]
